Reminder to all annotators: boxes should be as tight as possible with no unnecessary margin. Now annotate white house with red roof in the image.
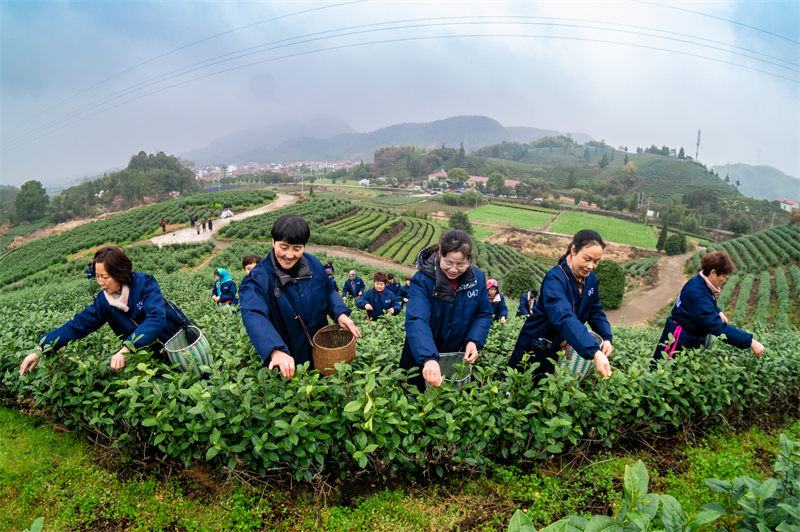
[776,197,799,212]
[427,170,521,189]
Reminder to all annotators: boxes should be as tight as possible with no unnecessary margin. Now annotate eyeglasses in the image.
[441,257,470,271]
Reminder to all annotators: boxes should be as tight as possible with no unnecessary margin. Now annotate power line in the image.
[636,0,800,45]
[5,30,798,155]
[1,0,368,136]
[4,18,797,152]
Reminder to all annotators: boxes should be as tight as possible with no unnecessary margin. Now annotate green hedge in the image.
[595,259,625,310]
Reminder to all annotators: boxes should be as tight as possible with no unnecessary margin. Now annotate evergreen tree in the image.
[448,211,473,235]
[656,220,668,251]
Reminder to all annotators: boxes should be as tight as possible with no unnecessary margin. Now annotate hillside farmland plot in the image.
[468,204,553,229]
[550,211,659,248]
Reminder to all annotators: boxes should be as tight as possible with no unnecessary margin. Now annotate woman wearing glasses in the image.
[508,229,613,383]
[401,229,494,391]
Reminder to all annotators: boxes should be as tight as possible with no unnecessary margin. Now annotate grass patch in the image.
[468,204,553,229]
[550,210,659,247]
[0,217,54,254]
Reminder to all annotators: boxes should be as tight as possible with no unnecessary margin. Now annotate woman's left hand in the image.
[212,295,220,302]
[464,342,479,364]
[719,312,729,324]
[601,340,613,356]
[593,351,612,377]
[500,316,506,324]
[338,314,361,338]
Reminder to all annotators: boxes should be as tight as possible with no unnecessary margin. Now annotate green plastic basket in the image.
[164,326,213,376]
[557,331,603,381]
[426,352,471,391]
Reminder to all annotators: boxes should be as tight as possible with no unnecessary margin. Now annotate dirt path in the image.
[304,245,418,275]
[149,194,297,247]
[605,252,693,326]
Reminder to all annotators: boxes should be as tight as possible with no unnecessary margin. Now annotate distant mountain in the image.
[182,114,358,166]
[712,163,800,201]
[185,115,593,165]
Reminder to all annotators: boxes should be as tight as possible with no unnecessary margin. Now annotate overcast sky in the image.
[1,0,798,189]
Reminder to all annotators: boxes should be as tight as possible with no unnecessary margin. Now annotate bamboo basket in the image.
[312,324,356,376]
[164,325,213,376]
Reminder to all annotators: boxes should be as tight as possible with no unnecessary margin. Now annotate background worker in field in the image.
[357,271,402,320]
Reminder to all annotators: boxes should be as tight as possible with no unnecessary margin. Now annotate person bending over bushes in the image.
[486,279,508,323]
[212,268,238,306]
[342,270,365,299]
[239,214,360,379]
[508,229,613,383]
[357,271,402,320]
[402,229,493,391]
[19,245,191,375]
[517,288,538,317]
[653,250,764,361]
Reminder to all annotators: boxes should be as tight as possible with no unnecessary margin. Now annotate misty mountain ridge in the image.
[184,115,593,166]
[712,163,800,201]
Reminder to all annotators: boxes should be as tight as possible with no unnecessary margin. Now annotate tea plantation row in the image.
[1,267,798,481]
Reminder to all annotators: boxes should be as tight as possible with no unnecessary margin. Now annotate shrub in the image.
[595,259,625,309]
[664,234,683,256]
[502,265,540,299]
[448,212,473,235]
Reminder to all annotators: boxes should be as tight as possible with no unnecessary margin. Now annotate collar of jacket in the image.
[558,260,584,307]
[268,252,312,298]
[416,246,477,303]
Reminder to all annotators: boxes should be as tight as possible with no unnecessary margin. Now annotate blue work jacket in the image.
[212,279,238,305]
[398,284,410,300]
[356,288,402,320]
[517,292,536,317]
[491,294,508,322]
[509,261,612,368]
[656,274,751,354]
[327,276,339,293]
[39,272,188,353]
[342,276,365,299]
[401,248,493,368]
[240,252,351,368]
[386,282,402,296]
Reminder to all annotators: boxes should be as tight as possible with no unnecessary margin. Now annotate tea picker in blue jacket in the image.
[240,214,361,379]
[357,271,402,320]
[325,268,339,293]
[342,270,365,299]
[653,251,764,361]
[20,245,190,375]
[486,279,508,323]
[212,268,238,306]
[401,229,494,391]
[508,229,613,383]
[517,288,538,317]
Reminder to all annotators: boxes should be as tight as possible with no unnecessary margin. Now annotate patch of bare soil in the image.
[8,204,148,250]
[487,227,657,263]
[368,220,405,252]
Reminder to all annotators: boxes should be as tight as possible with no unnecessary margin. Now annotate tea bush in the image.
[1,271,799,482]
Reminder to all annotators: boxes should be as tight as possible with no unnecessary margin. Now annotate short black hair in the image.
[271,214,310,245]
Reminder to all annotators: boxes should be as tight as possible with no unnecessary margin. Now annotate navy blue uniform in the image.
[39,272,188,354]
[356,288,402,320]
[401,247,493,391]
[240,252,351,369]
[653,274,752,360]
[508,262,612,381]
[342,276,365,299]
[327,275,339,293]
[386,282,402,296]
[212,279,238,305]
[490,294,508,322]
[517,292,536,316]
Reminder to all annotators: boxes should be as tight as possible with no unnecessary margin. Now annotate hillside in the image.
[190,115,592,165]
[712,163,800,201]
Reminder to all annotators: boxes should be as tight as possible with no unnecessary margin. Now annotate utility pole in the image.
[695,129,701,161]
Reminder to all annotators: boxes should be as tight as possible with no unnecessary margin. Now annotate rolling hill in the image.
[712,163,800,201]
